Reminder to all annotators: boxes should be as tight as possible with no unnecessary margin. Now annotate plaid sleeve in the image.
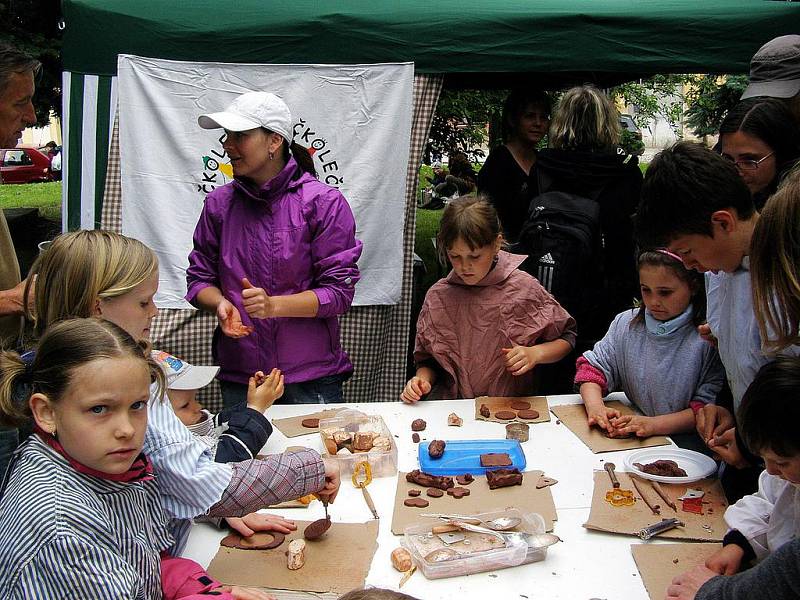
[206,449,325,518]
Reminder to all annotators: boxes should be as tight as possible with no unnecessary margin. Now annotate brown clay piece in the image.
[517,409,540,420]
[485,468,524,490]
[352,431,375,452]
[494,410,517,420]
[404,497,430,508]
[447,412,463,427]
[301,418,320,428]
[407,489,421,497]
[221,531,286,550]
[479,404,491,418]
[510,400,531,410]
[303,517,332,540]
[411,419,427,432]
[322,435,338,455]
[455,474,474,485]
[634,460,688,478]
[480,452,512,467]
[428,439,446,459]
[426,487,444,498]
[406,469,454,490]
[446,486,470,499]
[412,432,420,443]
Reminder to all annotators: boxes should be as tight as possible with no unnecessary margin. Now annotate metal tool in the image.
[352,460,379,519]
[604,462,620,488]
[420,512,522,531]
[638,518,685,540]
[322,497,330,521]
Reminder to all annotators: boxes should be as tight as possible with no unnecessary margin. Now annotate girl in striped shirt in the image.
[0,318,272,599]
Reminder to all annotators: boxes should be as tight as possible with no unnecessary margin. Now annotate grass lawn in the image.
[414,207,445,292]
[0,181,61,221]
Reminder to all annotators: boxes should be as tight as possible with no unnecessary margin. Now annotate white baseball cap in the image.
[152,351,220,391]
[198,91,293,142]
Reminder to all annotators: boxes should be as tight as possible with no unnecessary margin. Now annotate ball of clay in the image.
[412,432,420,443]
[428,439,446,459]
[411,419,427,432]
[479,404,491,418]
[391,547,413,572]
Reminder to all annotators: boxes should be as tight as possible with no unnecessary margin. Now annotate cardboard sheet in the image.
[550,402,670,453]
[632,543,723,600]
[207,520,378,594]
[271,407,346,438]
[584,471,728,541]
[474,396,550,424]
[391,469,557,534]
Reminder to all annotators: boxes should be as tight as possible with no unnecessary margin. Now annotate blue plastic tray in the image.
[418,439,526,476]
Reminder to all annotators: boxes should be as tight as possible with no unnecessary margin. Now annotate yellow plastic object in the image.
[352,460,373,488]
[297,494,315,505]
[605,488,635,506]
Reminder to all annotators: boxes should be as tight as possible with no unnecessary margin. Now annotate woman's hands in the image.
[247,369,284,412]
[241,277,277,319]
[217,296,253,338]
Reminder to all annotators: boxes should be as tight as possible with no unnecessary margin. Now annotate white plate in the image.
[623,447,718,484]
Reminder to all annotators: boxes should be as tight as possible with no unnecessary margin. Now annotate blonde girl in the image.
[402,197,576,402]
[24,230,339,547]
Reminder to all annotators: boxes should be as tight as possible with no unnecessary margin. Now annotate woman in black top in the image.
[478,88,550,242]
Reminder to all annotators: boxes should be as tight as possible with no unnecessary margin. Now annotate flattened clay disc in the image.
[426,488,444,498]
[510,400,531,410]
[221,531,286,550]
[517,409,540,420]
[404,497,430,508]
[303,517,332,540]
[455,474,474,485]
[301,418,320,428]
[408,489,421,497]
[494,410,516,420]
[446,487,470,498]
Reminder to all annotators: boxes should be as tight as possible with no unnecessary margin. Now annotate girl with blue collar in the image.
[576,250,725,439]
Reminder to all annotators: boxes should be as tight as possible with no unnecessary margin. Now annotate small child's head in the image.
[634,141,756,273]
[0,318,165,474]
[29,229,159,341]
[152,352,219,426]
[634,250,705,326]
[751,166,800,352]
[739,356,800,484]
[337,588,420,600]
[437,196,502,285]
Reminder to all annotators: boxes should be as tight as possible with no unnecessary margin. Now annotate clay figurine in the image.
[428,439,446,459]
[411,419,427,432]
[486,468,524,489]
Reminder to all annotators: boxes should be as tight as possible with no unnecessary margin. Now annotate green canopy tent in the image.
[61,0,800,406]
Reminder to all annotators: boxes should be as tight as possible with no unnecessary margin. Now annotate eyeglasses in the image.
[724,151,774,172]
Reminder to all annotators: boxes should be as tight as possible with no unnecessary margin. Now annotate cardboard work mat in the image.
[584,471,728,541]
[207,520,378,594]
[632,543,722,600]
[271,408,346,438]
[550,402,670,453]
[474,396,550,424]
[391,469,557,535]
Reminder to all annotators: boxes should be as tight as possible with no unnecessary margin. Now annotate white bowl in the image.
[623,447,718,484]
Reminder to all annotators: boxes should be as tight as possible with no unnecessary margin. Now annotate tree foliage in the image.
[609,74,689,133]
[684,74,748,139]
[427,89,507,162]
[0,0,63,124]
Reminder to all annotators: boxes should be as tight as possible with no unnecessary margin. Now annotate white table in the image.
[183,394,676,599]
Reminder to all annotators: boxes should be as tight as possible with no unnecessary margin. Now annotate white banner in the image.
[117,55,413,308]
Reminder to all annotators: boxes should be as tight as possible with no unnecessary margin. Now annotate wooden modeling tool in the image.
[353,460,379,519]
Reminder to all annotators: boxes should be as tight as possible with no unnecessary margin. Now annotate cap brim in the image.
[741,78,800,100]
[169,365,220,390]
[198,111,261,131]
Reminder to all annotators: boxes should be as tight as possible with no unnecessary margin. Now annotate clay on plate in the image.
[408,489,421,497]
[486,467,524,489]
[301,418,320,428]
[428,439,446,459]
[480,452,512,467]
[479,404,491,418]
[494,410,517,420]
[426,487,444,498]
[455,474,474,486]
[411,419,427,432]
[510,400,531,410]
[634,460,687,477]
[404,497,430,508]
[221,531,286,550]
[447,486,470,498]
[406,469,454,491]
[303,517,332,540]
[517,409,540,420]
[412,432,420,443]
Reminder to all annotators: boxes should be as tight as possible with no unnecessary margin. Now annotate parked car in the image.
[619,114,645,156]
[0,147,52,184]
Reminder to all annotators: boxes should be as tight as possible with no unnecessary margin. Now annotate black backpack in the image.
[516,188,605,323]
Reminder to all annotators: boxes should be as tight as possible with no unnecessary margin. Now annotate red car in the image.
[0,147,52,184]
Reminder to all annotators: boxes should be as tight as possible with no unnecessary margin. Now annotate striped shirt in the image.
[0,435,173,599]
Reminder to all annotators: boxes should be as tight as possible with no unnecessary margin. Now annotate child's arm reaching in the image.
[401,366,436,404]
[609,408,696,438]
[579,382,621,432]
[247,368,284,413]
[501,338,572,376]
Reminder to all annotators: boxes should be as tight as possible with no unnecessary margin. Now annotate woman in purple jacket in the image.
[187,91,363,406]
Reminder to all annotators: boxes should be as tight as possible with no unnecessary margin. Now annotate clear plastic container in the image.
[318,409,397,478]
[401,509,551,579]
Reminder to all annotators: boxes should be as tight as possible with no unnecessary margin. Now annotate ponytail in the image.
[0,351,31,426]
[282,141,317,178]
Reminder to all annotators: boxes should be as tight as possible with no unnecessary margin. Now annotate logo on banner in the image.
[196,132,232,195]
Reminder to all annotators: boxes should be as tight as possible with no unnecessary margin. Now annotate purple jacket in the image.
[186,157,363,385]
